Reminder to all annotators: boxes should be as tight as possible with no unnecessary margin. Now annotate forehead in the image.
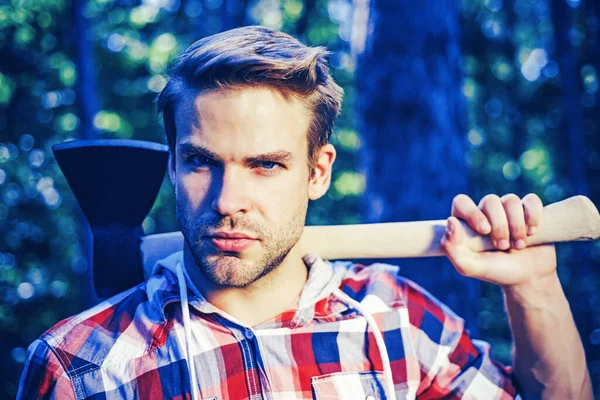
[174,86,311,155]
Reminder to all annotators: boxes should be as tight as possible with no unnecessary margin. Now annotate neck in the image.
[183,244,308,326]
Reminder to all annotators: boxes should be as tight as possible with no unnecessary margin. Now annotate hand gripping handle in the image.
[299,196,600,259]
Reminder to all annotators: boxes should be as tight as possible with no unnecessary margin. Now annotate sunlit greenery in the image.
[1,0,599,397]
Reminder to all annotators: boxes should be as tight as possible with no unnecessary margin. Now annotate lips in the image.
[206,232,259,252]
[210,232,255,240]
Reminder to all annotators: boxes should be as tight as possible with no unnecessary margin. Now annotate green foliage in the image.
[461,3,600,390]
[1,0,599,397]
[0,1,87,396]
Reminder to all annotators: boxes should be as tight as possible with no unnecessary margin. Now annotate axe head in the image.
[53,139,169,298]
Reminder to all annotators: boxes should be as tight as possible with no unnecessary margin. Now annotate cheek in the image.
[260,175,309,215]
[176,173,210,210]
[266,172,307,196]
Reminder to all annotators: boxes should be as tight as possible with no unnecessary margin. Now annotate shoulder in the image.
[335,261,463,327]
[333,262,517,396]
[17,338,76,399]
[35,281,169,375]
[336,261,402,303]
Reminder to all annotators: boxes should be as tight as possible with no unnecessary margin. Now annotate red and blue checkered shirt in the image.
[18,252,518,399]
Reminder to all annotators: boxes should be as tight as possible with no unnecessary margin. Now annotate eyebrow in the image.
[177,142,222,162]
[246,151,294,165]
[176,142,295,165]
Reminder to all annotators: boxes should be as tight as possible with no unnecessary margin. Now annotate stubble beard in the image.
[177,202,306,288]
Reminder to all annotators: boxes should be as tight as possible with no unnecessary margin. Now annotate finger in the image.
[451,194,491,234]
[501,194,527,250]
[522,193,544,235]
[478,194,510,250]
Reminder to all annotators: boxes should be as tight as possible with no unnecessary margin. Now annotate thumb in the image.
[441,216,485,278]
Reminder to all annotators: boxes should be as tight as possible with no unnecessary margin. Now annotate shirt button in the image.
[244,329,254,340]
[365,396,375,400]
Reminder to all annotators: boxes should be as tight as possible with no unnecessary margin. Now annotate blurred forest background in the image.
[1,0,599,397]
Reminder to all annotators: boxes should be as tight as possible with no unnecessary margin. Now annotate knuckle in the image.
[452,193,470,206]
[501,193,521,206]
[479,194,501,208]
[523,193,543,209]
[523,192,542,202]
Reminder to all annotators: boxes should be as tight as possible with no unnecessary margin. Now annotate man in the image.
[18,26,591,399]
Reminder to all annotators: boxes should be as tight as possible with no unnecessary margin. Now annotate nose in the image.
[210,166,251,216]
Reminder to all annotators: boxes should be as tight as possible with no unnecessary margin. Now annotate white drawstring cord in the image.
[175,261,200,400]
[173,258,395,399]
[333,289,397,400]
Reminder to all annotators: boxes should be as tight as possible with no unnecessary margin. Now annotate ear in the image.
[308,144,336,201]
[168,152,176,188]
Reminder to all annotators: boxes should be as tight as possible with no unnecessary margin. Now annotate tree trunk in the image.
[72,0,100,306]
[295,0,316,40]
[356,0,479,334]
[550,0,597,362]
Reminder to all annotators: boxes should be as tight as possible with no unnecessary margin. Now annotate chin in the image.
[201,255,269,288]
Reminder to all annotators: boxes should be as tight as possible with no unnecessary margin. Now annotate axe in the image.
[53,140,600,298]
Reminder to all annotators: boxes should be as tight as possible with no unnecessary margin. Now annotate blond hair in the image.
[156,26,343,174]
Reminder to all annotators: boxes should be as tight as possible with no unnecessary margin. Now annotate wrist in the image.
[502,272,566,308]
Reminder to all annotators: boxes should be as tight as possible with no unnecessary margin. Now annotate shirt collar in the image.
[147,251,350,325]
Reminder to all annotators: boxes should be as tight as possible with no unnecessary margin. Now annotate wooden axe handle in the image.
[298,195,600,259]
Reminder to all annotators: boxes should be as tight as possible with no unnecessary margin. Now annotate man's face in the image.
[171,86,320,288]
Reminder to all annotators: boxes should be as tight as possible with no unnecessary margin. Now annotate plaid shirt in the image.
[18,252,518,399]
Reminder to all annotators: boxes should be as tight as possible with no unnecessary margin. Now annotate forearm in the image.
[503,273,592,399]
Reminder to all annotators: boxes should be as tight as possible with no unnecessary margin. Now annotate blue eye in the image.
[261,161,277,169]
